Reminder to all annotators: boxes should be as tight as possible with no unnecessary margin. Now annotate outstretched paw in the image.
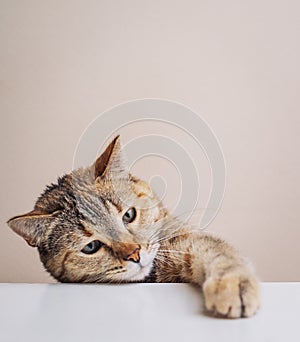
[203,273,260,318]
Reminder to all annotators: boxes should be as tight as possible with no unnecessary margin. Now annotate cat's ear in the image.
[94,135,128,180]
[7,210,58,247]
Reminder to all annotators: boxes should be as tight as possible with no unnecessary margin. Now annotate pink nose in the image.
[113,242,141,263]
[124,247,141,263]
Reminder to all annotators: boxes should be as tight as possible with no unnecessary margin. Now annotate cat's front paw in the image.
[203,273,260,318]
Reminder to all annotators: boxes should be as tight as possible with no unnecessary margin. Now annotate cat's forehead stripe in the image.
[76,194,105,225]
[74,192,124,240]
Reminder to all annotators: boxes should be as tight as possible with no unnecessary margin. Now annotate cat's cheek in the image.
[139,247,158,268]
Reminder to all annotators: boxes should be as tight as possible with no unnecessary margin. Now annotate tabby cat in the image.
[7,136,260,318]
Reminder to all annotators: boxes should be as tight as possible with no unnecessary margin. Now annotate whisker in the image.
[106,269,126,275]
[154,255,174,268]
[85,273,106,283]
[156,251,189,265]
[152,229,199,244]
[157,249,187,254]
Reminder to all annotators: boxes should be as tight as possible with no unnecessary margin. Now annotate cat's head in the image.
[7,136,168,282]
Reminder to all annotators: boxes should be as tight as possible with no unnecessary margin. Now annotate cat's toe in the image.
[239,277,260,317]
[203,274,260,318]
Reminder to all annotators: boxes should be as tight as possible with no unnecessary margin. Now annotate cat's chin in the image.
[128,263,153,281]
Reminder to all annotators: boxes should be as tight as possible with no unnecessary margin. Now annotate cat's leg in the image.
[158,232,260,318]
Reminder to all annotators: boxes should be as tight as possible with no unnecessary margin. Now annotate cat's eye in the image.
[81,240,103,255]
[122,207,136,223]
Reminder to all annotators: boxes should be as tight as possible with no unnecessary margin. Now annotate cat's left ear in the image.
[7,210,58,247]
[94,135,128,180]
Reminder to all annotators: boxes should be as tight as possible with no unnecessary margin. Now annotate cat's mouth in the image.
[118,244,159,282]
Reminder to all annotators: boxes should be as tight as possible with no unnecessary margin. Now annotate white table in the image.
[0,283,299,342]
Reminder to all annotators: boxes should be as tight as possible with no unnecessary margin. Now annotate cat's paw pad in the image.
[203,274,260,318]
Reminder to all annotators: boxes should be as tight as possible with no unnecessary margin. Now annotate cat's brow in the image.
[104,198,122,213]
[79,224,93,237]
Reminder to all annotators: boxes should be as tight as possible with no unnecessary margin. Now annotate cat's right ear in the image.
[7,210,58,247]
[93,135,128,180]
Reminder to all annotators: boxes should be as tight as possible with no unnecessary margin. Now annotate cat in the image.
[7,135,260,318]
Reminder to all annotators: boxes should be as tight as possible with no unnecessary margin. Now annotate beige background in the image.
[0,0,299,283]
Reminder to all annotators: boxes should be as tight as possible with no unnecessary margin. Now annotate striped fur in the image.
[7,136,260,318]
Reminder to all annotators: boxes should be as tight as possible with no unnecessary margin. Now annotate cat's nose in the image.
[124,246,141,263]
[114,242,141,263]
